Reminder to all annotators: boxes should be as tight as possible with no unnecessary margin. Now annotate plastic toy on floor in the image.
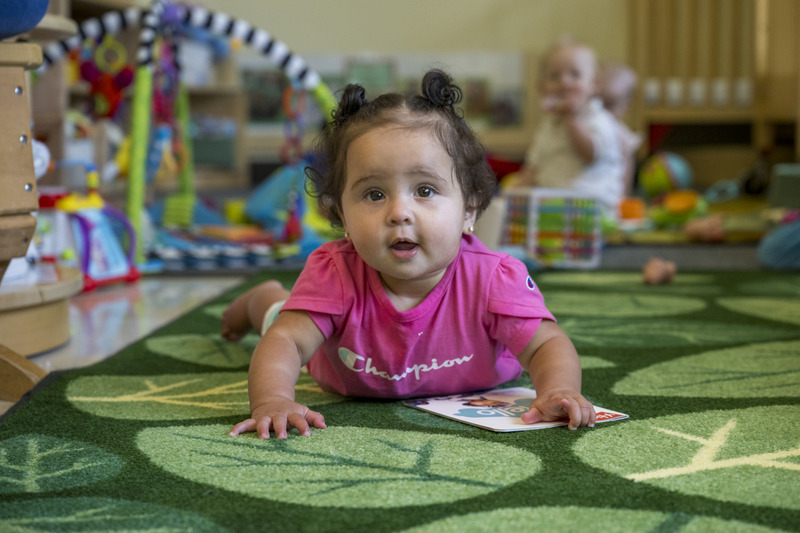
[51,163,140,291]
[683,214,725,242]
[245,163,337,261]
[638,152,693,200]
[648,189,708,228]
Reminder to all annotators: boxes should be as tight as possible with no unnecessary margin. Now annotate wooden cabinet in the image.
[30,0,248,195]
[0,44,43,282]
[628,0,800,187]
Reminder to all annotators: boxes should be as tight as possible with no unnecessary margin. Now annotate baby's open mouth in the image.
[391,240,417,251]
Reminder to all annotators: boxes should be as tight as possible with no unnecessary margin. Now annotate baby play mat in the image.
[1,270,799,532]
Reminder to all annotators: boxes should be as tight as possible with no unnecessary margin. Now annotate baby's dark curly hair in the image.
[305,69,496,228]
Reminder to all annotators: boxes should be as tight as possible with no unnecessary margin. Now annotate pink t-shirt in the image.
[282,235,556,399]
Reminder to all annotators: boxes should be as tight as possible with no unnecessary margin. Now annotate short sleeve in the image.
[486,255,555,356]
[282,245,346,337]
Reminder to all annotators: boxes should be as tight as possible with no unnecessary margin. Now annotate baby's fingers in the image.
[287,413,311,437]
[287,410,327,437]
[257,416,277,439]
[561,398,596,430]
[306,409,327,430]
[228,418,256,436]
[520,406,550,425]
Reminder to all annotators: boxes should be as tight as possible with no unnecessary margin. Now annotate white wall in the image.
[197,0,629,62]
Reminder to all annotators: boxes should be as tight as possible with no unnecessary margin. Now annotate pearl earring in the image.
[344,231,350,240]
[468,225,474,233]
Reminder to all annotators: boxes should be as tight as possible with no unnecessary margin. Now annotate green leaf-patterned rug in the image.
[2,270,799,532]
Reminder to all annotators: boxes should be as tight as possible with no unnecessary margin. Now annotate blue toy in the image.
[0,0,49,40]
[245,163,331,259]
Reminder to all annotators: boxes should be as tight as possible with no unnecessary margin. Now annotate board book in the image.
[404,387,628,432]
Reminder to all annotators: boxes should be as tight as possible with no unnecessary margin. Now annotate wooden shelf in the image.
[0,43,43,69]
[27,14,78,42]
[629,0,799,159]
[73,0,148,8]
[640,108,755,124]
[0,264,83,357]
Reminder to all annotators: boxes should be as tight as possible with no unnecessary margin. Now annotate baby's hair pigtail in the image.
[421,69,463,116]
[332,83,369,128]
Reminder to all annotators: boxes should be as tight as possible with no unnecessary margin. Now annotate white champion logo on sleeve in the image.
[526,276,536,291]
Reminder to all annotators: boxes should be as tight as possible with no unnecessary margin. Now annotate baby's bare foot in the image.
[221,293,252,341]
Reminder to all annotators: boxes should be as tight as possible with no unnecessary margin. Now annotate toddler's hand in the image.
[229,396,327,439]
[541,96,562,113]
[521,390,596,430]
[542,92,584,116]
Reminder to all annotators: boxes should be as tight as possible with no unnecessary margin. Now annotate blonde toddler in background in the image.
[515,37,625,220]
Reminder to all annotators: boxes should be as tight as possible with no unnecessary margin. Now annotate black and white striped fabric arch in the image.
[174,4,323,91]
[37,1,324,92]
[39,7,144,70]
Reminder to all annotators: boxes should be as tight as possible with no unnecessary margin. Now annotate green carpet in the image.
[1,270,799,532]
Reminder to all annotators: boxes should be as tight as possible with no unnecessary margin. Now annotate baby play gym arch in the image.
[38,0,337,263]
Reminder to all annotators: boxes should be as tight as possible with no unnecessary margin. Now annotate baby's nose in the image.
[387,196,413,225]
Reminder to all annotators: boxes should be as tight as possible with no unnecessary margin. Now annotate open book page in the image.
[404,387,628,432]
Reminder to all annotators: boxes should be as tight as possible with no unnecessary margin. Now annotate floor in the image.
[0,241,764,417]
[0,274,245,416]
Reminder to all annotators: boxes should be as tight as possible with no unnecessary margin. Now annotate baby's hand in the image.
[541,95,560,112]
[229,396,327,439]
[542,92,584,116]
[521,390,596,430]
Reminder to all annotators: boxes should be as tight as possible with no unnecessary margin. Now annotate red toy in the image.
[80,35,134,119]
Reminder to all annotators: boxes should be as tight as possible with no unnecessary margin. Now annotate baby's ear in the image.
[463,207,478,232]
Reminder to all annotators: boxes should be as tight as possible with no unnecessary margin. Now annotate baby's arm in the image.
[563,116,596,163]
[544,94,596,164]
[516,320,596,430]
[515,166,538,187]
[229,309,327,439]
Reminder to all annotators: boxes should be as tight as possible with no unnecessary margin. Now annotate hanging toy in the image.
[80,34,134,119]
[282,189,303,244]
[152,39,179,127]
[280,84,307,165]
[146,124,179,184]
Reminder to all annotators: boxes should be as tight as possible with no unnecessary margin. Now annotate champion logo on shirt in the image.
[526,276,536,291]
[339,347,474,382]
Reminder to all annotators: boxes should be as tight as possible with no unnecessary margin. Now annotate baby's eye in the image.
[417,186,435,198]
[365,190,384,202]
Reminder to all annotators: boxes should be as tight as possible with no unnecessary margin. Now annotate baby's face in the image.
[339,126,474,300]
[541,45,597,107]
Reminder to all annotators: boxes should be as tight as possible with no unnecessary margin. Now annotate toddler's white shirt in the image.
[525,98,624,218]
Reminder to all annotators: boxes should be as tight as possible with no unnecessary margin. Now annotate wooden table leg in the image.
[0,343,47,402]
